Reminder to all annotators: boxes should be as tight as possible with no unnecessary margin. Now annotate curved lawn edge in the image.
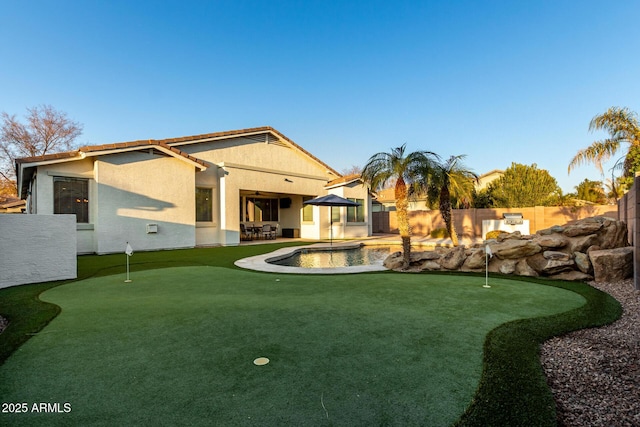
[453,275,622,427]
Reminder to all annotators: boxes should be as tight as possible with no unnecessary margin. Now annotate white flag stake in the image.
[125,242,133,283]
[484,244,492,288]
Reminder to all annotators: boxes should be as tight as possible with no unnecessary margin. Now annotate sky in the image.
[1,0,639,193]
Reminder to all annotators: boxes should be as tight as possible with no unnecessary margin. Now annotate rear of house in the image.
[15,127,372,254]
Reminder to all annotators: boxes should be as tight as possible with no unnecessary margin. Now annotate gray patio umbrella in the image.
[304,194,360,246]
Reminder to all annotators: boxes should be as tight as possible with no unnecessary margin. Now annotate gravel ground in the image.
[1,281,637,426]
[541,279,640,427]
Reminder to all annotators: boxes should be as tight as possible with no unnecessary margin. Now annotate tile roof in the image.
[16,140,208,169]
[325,173,362,188]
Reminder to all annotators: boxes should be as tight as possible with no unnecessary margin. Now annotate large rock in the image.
[549,271,594,281]
[438,246,467,270]
[562,218,604,237]
[462,248,487,270]
[515,258,539,276]
[420,260,442,271]
[596,218,628,249]
[532,233,569,249]
[526,253,575,275]
[491,239,542,259]
[589,247,633,282]
[384,252,407,270]
[573,251,592,274]
[569,234,599,253]
[410,251,441,262]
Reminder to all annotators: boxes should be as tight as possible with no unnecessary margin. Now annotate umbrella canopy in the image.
[303,194,361,247]
[303,194,360,207]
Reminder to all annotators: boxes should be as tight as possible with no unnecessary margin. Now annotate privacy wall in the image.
[372,205,619,238]
[0,214,77,289]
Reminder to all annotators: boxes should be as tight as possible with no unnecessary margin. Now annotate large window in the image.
[242,197,279,222]
[302,196,314,222]
[347,198,365,223]
[331,206,341,223]
[196,187,213,222]
[53,177,89,223]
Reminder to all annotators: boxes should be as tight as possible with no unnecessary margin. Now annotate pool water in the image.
[269,246,399,268]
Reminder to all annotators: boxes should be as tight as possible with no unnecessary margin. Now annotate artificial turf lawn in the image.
[0,264,586,426]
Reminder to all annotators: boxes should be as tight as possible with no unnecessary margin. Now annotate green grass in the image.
[0,244,621,426]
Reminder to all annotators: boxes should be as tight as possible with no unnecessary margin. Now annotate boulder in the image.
[537,225,565,235]
[532,233,569,249]
[569,234,598,253]
[410,251,441,262]
[596,218,628,249]
[573,252,592,274]
[491,239,542,259]
[589,247,633,282]
[549,271,594,281]
[438,246,467,270]
[562,218,604,237]
[462,248,487,270]
[526,253,575,275]
[420,260,442,271]
[543,250,572,261]
[384,252,407,270]
[498,259,517,275]
[515,258,539,276]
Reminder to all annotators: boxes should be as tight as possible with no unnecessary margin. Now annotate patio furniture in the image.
[270,224,279,239]
[240,224,253,241]
[262,224,273,240]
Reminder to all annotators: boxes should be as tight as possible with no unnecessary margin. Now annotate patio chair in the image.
[261,224,272,240]
[240,224,253,241]
[270,224,279,239]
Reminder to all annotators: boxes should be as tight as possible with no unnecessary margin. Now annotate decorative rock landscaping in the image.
[384,216,632,282]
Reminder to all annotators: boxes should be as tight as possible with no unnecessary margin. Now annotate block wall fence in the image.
[617,173,640,290]
[372,205,619,239]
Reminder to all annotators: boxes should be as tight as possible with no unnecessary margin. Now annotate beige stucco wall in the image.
[375,205,619,237]
[32,158,96,253]
[93,152,197,254]
[0,214,77,288]
[181,136,342,244]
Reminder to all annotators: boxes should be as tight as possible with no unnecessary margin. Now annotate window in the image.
[242,197,278,222]
[347,198,365,223]
[196,187,212,222]
[53,177,89,223]
[302,196,314,222]
[331,206,341,223]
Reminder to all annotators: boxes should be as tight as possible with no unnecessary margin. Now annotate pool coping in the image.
[234,241,390,274]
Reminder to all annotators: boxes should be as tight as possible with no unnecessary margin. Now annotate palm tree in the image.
[568,107,640,176]
[425,155,478,246]
[361,144,439,264]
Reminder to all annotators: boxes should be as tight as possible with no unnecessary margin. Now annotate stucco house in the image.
[15,126,372,254]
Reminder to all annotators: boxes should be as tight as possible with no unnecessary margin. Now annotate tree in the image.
[487,163,559,207]
[341,165,363,176]
[0,105,83,194]
[568,106,640,176]
[424,155,478,246]
[361,144,439,264]
[575,179,606,204]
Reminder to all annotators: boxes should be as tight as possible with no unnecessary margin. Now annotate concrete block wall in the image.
[0,214,77,289]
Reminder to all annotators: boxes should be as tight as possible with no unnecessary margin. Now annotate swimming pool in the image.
[268,245,398,268]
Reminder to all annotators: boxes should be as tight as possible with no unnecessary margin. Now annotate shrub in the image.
[430,227,450,238]
[485,230,505,240]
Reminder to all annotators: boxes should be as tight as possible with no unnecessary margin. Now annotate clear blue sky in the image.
[2,0,639,193]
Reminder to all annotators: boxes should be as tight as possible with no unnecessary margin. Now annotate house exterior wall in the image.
[32,158,96,253]
[327,182,370,239]
[181,137,339,245]
[0,214,76,288]
[93,152,197,254]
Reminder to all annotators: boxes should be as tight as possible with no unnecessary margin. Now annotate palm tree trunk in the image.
[395,177,411,265]
[440,187,459,246]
